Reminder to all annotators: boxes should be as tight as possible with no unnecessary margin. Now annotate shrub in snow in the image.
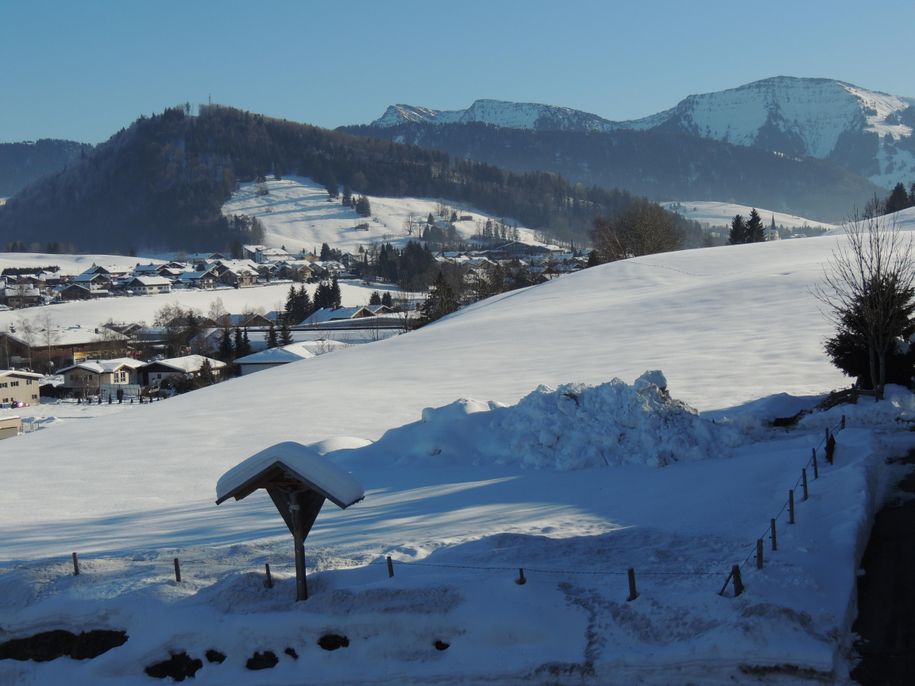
[366,371,735,470]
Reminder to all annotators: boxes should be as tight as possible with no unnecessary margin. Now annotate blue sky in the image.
[2,0,913,144]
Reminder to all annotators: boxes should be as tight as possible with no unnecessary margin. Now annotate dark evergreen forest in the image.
[341,122,882,222]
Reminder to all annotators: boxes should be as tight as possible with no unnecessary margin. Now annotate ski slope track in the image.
[4,210,915,684]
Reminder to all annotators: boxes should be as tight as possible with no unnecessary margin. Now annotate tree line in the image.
[0,104,697,253]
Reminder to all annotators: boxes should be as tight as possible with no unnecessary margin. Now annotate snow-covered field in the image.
[222,176,546,253]
[0,280,384,333]
[663,200,836,231]
[0,252,160,277]
[4,219,915,683]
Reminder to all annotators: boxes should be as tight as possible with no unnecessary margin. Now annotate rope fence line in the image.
[723,416,846,597]
[58,418,848,604]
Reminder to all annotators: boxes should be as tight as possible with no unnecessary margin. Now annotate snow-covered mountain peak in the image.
[371,99,616,132]
[368,77,915,188]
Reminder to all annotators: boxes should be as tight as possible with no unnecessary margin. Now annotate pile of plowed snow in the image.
[349,371,737,470]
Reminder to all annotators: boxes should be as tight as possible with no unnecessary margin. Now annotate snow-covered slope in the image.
[0,235,858,553]
[5,231,915,683]
[371,77,915,187]
[663,200,836,231]
[222,176,544,252]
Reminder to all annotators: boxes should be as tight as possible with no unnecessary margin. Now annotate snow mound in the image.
[355,371,736,470]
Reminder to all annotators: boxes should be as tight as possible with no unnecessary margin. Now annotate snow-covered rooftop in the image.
[235,342,316,365]
[216,440,364,508]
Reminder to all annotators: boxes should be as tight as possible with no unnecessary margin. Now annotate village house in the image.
[1,285,42,308]
[57,357,146,399]
[57,283,94,301]
[176,267,219,290]
[234,342,315,376]
[70,272,112,295]
[124,275,172,295]
[300,306,376,326]
[0,326,130,372]
[140,355,227,387]
[0,369,43,406]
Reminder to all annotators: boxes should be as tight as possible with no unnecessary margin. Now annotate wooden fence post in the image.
[826,433,836,465]
[812,448,818,479]
[627,568,639,601]
[756,539,764,569]
[516,568,527,585]
[801,468,809,501]
[788,490,796,524]
[264,563,273,589]
[173,557,181,583]
[841,415,846,430]
[386,556,394,578]
[732,565,744,596]
[770,518,777,551]
[72,552,80,576]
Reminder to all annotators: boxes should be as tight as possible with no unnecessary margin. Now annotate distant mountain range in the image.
[341,77,915,221]
[0,139,92,197]
[368,77,915,189]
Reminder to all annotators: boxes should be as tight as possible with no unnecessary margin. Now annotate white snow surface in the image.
[0,252,162,277]
[663,200,836,231]
[3,233,915,683]
[347,372,737,471]
[222,176,544,253]
[216,441,365,508]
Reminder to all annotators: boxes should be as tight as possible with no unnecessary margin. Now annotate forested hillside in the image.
[0,139,92,197]
[342,122,882,222]
[0,106,697,253]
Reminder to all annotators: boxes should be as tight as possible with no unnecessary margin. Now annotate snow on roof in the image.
[235,342,316,365]
[3,326,128,347]
[128,276,172,286]
[216,440,364,508]
[301,306,372,325]
[0,369,43,379]
[59,357,146,374]
[152,354,226,373]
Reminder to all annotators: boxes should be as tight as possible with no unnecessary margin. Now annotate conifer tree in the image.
[279,317,293,346]
[420,272,459,325]
[267,323,279,348]
[746,209,766,243]
[369,291,382,305]
[381,291,393,308]
[218,326,233,362]
[728,214,748,245]
[886,182,910,215]
[330,277,342,309]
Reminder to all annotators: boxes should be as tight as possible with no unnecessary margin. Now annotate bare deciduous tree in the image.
[815,210,915,400]
[590,199,682,262]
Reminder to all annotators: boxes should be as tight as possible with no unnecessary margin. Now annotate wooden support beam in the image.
[291,495,308,602]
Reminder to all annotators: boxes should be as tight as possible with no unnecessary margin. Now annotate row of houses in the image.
[0,250,360,309]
